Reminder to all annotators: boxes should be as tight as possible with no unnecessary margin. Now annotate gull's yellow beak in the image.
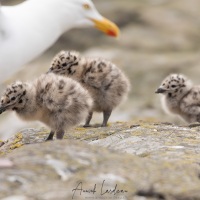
[92,17,120,37]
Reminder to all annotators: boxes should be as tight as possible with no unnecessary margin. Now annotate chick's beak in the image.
[91,17,120,37]
[46,69,51,74]
[0,105,7,114]
[155,88,167,94]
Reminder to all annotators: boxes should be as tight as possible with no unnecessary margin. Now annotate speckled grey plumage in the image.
[156,74,200,123]
[0,73,93,140]
[49,50,130,127]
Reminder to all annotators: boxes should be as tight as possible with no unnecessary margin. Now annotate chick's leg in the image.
[46,131,55,141]
[102,110,112,127]
[56,130,65,140]
[83,112,93,127]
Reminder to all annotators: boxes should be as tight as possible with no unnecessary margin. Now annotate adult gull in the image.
[0,0,120,81]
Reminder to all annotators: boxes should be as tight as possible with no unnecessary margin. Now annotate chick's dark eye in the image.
[11,97,16,101]
[171,85,176,88]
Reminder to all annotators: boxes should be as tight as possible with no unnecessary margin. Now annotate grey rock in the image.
[0,122,200,199]
[1,196,32,200]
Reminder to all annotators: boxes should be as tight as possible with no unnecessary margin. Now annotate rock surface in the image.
[1,122,200,199]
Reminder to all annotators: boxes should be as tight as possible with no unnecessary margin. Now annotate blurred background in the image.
[1,0,200,139]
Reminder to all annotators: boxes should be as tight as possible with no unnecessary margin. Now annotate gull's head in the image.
[58,0,120,37]
[48,50,85,79]
[0,82,27,114]
[155,74,192,97]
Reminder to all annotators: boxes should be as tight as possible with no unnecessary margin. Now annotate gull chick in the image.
[48,51,130,127]
[0,73,93,140]
[155,74,200,123]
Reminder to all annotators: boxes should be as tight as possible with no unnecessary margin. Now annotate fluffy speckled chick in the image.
[0,73,93,140]
[49,50,130,127]
[155,73,200,123]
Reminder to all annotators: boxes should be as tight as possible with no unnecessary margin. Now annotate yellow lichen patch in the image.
[16,133,23,139]
[13,133,23,144]
[116,121,125,124]
[9,132,23,150]
[139,152,150,157]
[99,133,109,140]
[37,131,50,139]
[75,127,86,131]
[132,130,143,136]
[10,143,23,150]
[140,123,155,129]
[183,138,200,144]
[164,142,179,146]
[72,131,86,138]
[0,152,5,156]
[37,130,50,135]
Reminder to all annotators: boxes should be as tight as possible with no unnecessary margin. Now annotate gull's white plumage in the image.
[0,0,119,82]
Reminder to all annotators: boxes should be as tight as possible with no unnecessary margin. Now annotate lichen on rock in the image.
[0,121,200,199]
